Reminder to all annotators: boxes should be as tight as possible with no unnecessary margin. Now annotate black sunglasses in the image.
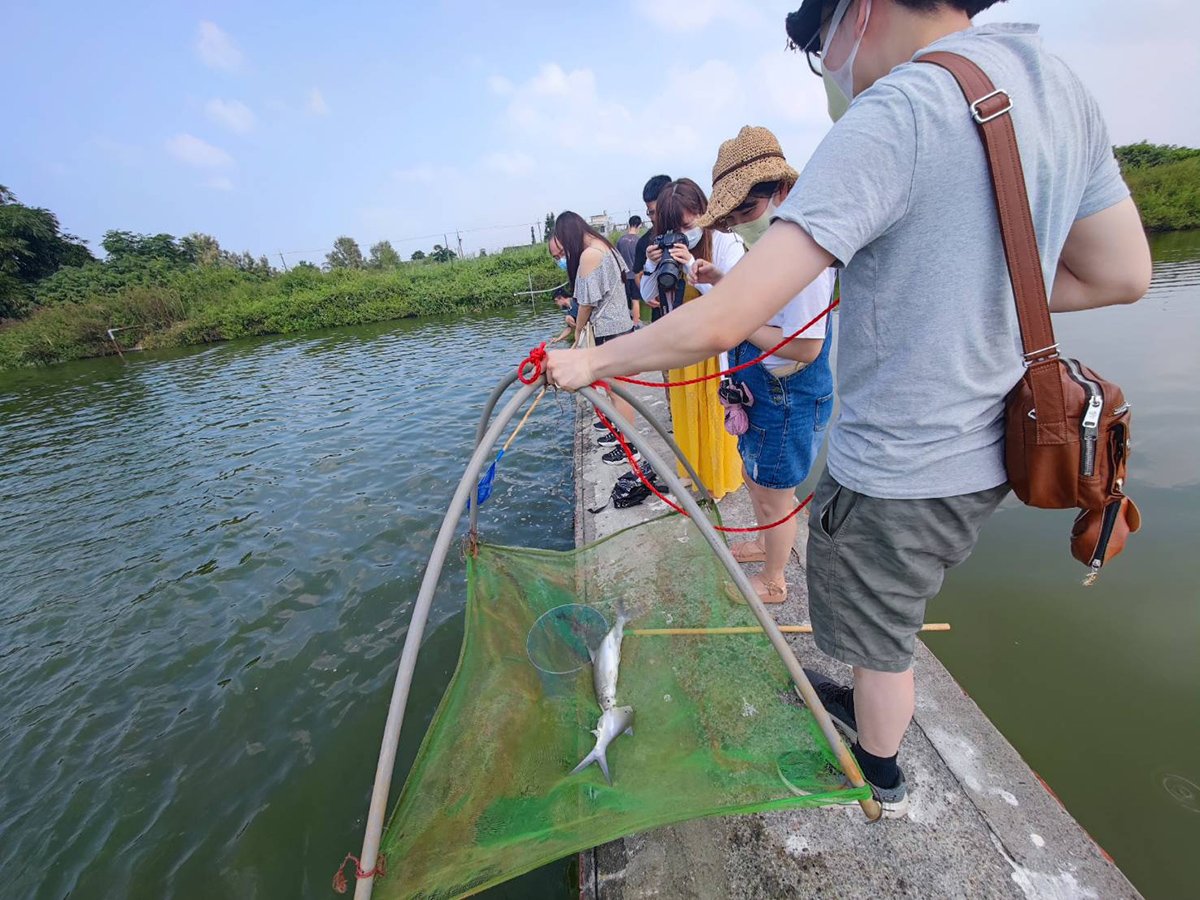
[802,3,837,77]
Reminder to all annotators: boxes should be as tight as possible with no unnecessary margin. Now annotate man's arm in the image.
[547,222,834,388]
[1050,198,1152,312]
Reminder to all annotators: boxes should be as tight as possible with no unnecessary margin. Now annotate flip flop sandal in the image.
[730,541,767,563]
[755,578,788,605]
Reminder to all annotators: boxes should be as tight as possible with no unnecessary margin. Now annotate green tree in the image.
[368,240,402,269]
[430,244,456,263]
[181,232,222,267]
[543,212,556,242]
[0,186,94,317]
[410,249,426,261]
[219,250,273,276]
[477,248,488,258]
[1114,141,1200,172]
[325,236,365,270]
[101,230,188,265]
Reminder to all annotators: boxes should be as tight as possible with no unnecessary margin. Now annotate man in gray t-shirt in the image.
[544,0,1151,816]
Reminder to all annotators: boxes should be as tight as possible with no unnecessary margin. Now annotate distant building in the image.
[588,211,615,235]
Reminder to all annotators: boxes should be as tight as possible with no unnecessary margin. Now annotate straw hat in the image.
[696,126,799,228]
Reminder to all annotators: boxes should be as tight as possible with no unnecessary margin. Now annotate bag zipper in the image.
[1064,358,1103,476]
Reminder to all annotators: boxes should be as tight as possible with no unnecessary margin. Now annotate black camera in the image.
[652,231,689,297]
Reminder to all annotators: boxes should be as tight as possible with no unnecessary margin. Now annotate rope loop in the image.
[332,852,387,894]
[517,342,548,385]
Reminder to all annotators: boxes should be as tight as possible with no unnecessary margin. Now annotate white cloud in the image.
[206,175,234,191]
[166,133,234,168]
[307,88,329,115]
[483,151,536,178]
[205,98,255,134]
[196,21,242,72]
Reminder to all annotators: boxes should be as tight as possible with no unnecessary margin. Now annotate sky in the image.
[2,0,1198,263]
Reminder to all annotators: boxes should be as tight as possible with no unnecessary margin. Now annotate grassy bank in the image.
[1125,157,1200,233]
[1117,142,1200,232]
[0,246,560,370]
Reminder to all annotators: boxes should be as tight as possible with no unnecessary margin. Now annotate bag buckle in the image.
[972,88,1013,124]
[1022,343,1059,368]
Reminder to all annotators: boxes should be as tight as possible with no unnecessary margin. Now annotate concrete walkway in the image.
[572,376,1138,900]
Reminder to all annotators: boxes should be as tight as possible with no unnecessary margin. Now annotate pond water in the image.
[0,307,577,898]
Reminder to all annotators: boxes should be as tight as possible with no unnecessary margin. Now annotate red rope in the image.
[591,386,813,533]
[517,342,548,385]
[615,297,838,388]
[332,853,387,894]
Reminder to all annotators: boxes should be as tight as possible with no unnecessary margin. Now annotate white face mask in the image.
[683,226,703,248]
[822,0,871,122]
[728,198,779,247]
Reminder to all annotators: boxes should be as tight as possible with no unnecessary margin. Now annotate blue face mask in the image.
[556,257,568,271]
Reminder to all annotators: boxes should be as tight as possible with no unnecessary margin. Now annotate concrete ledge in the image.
[573,377,1138,900]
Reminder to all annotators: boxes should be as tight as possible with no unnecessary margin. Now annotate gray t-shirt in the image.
[575,249,633,338]
[775,23,1128,499]
[616,231,640,274]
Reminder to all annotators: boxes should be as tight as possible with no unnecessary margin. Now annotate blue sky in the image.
[2,0,1197,263]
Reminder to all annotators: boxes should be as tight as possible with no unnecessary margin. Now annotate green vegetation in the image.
[1116,142,1200,232]
[0,197,560,370]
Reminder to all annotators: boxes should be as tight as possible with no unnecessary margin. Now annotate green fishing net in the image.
[377,513,869,899]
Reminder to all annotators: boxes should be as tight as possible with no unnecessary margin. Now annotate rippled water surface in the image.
[0,307,576,898]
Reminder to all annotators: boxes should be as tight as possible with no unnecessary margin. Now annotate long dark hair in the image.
[552,211,618,288]
[654,179,713,269]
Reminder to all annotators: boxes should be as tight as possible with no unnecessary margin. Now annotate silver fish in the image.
[571,705,634,784]
[590,610,628,711]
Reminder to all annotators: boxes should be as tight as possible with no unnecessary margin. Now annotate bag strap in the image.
[917,51,1068,443]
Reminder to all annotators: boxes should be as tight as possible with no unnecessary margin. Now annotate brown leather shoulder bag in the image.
[917,51,1141,585]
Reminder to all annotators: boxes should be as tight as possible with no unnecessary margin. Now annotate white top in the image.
[760,268,836,370]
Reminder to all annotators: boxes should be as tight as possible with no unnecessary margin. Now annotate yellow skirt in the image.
[667,356,743,501]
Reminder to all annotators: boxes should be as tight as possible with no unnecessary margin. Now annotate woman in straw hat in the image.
[640,178,745,501]
[694,126,837,604]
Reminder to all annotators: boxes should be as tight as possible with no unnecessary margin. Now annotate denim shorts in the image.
[806,468,1009,672]
[730,333,834,490]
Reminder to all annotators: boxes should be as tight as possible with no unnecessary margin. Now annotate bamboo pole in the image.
[632,623,950,637]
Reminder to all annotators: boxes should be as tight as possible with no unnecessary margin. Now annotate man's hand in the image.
[646,243,663,265]
[546,347,597,392]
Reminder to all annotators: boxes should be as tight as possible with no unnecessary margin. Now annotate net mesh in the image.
[377,513,869,899]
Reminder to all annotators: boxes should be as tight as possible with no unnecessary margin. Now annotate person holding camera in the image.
[697,126,838,604]
[640,178,744,500]
[548,211,640,465]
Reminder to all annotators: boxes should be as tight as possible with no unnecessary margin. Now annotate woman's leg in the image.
[733,464,768,560]
[744,475,799,587]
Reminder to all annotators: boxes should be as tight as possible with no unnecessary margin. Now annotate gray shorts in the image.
[806,468,1008,673]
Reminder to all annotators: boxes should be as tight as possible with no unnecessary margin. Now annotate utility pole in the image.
[278,252,290,272]
[456,231,464,260]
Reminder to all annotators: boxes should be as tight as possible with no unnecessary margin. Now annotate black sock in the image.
[852,742,901,790]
